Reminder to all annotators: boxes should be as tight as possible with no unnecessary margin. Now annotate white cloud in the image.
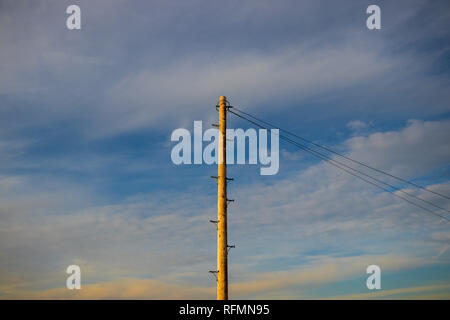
[347,120,369,131]
[1,1,450,137]
[98,43,395,136]
[1,119,449,298]
[344,119,450,177]
[1,0,450,298]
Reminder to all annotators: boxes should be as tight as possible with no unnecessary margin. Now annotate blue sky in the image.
[0,0,450,299]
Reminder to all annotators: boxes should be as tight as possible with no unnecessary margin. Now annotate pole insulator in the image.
[227,245,235,253]
[209,270,219,281]
[209,220,219,230]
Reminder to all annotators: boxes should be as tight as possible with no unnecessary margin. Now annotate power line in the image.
[229,109,450,222]
[228,109,450,222]
[231,106,450,201]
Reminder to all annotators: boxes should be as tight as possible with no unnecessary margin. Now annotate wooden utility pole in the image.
[217,95,228,300]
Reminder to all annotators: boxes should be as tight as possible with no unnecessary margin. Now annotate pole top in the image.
[219,96,227,102]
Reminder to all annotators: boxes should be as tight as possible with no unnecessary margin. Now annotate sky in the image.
[0,0,450,299]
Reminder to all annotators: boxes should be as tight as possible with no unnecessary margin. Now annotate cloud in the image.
[431,232,450,243]
[344,119,450,177]
[1,277,214,300]
[1,0,450,299]
[347,120,369,131]
[329,284,450,300]
[229,254,430,299]
[101,44,389,136]
[1,1,450,137]
[1,118,449,298]
[0,254,431,299]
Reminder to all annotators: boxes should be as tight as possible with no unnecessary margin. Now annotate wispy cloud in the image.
[1,119,449,298]
[1,0,450,299]
[329,284,450,300]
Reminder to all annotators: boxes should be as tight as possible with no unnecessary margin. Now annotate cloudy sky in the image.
[1,0,450,299]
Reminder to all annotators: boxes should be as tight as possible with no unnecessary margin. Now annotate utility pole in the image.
[217,95,228,300]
